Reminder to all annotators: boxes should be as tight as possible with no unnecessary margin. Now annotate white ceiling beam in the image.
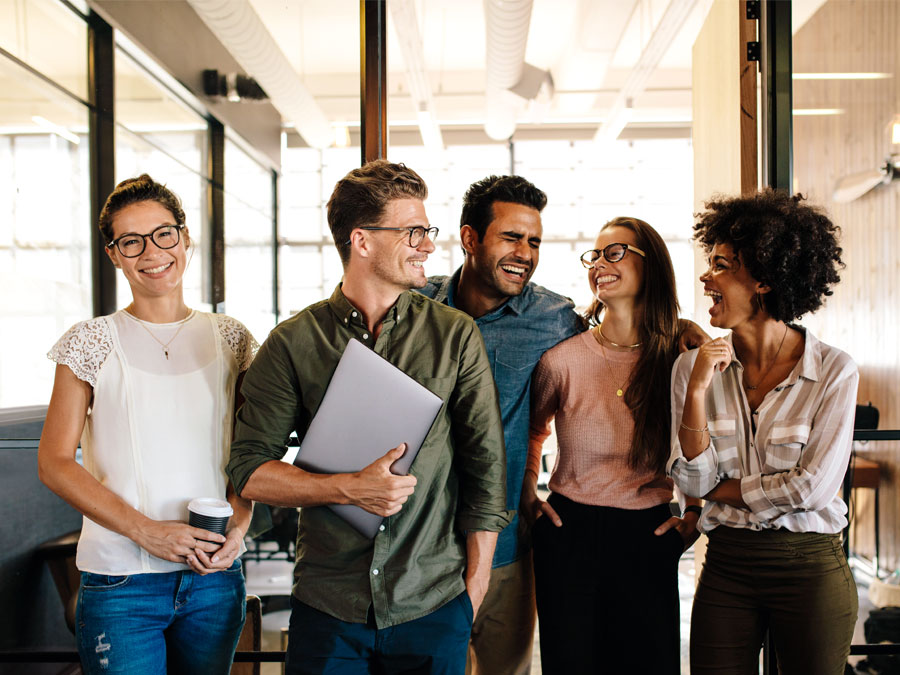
[389,0,443,152]
[594,0,699,144]
[185,0,333,149]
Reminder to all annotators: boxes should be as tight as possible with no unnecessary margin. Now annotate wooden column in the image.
[360,0,387,164]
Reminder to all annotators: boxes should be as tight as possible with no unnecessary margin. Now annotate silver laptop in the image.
[293,338,444,537]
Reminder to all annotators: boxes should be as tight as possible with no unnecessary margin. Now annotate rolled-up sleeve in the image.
[228,330,301,495]
[450,320,513,533]
[667,350,720,498]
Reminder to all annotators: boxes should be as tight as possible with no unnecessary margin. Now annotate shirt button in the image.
[372,568,379,576]
[344,318,348,323]
[379,524,385,532]
[352,311,358,317]
[363,333,369,339]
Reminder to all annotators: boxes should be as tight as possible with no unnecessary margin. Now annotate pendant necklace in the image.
[593,326,631,398]
[129,307,192,360]
[743,325,788,391]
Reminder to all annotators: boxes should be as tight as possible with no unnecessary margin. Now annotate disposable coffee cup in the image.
[188,498,233,537]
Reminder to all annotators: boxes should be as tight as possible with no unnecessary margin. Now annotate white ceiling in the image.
[248,0,706,131]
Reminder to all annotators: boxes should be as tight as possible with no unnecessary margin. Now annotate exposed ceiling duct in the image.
[185,0,333,149]
[389,0,444,152]
[483,0,534,141]
[594,0,699,144]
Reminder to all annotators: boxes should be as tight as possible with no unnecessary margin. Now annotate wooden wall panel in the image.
[792,0,900,572]
[692,0,758,329]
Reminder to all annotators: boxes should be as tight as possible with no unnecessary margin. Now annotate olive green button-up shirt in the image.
[228,285,512,628]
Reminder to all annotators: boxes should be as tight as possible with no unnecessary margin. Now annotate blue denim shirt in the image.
[419,269,584,567]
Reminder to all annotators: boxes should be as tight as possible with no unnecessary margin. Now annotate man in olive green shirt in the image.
[227,160,511,675]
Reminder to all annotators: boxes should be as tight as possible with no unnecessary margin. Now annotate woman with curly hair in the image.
[668,190,858,674]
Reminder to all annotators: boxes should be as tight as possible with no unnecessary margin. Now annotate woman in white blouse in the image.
[669,190,858,674]
[38,175,257,674]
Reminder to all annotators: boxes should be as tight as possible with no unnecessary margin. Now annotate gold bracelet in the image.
[680,421,708,434]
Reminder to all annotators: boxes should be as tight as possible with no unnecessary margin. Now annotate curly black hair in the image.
[693,189,844,322]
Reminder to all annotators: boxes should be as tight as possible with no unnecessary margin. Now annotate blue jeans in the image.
[285,592,473,674]
[76,560,246,675]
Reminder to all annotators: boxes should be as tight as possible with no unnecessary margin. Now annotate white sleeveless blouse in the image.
[48,310,257,575]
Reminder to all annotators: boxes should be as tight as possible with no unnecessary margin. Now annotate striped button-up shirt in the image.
[667,328,858,534]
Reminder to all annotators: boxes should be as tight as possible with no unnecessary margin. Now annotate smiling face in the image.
[462,201,542,302]
[366,198,435,292]
[587,225,644,306]
[700,242,767,329]
[106,200,188,302]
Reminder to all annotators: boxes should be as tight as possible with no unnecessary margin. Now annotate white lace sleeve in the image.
[214,314,259,372]
[47,318,113,388]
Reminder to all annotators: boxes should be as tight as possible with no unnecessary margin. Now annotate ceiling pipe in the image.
[593,0,699,145]
[389,0,444,152]
[483,0,534,141]
[185,0,333,149]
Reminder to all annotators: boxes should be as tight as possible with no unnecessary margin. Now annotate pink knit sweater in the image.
[527,330,674,509]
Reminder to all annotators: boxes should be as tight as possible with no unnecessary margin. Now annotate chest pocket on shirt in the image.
[765,420,810,471]
[494,350,542,401]
[708,416,737,438]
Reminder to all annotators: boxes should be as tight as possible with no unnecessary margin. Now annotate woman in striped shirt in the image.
[669,190,858,674]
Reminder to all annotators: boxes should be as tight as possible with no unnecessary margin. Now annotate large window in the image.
[114,44,210,312]
[224,136,276,340]
[0,4,90,408]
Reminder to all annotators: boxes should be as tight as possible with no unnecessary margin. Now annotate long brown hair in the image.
[584,217,680,474]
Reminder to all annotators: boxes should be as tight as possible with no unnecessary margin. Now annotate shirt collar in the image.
[724,326,820,384]
[328,283,412,325]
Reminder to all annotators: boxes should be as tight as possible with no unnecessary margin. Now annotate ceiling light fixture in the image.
[593,0,697,146]
[793,108,844,116]
[31,116,80,145]
[389,0,444,152]
[333,124,351,149]
[793,72,892,80]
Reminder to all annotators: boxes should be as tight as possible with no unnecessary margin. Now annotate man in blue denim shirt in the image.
[420,175,583,675]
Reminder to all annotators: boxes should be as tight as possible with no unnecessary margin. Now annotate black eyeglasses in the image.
[107,224,185,258]
[580,243,646,268]
[350,226,439,248]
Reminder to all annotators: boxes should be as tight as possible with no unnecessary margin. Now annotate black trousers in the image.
[532,494,683,675]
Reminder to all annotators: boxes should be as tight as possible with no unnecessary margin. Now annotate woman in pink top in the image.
[522,217,701,674]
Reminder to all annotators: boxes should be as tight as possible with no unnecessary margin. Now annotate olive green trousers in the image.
[691,526,858,675]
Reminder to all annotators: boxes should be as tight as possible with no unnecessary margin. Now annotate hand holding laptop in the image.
[346,443,418,517]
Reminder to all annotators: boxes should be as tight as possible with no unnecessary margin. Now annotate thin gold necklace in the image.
[593,327,629,398]
[743,325,788,390]
[598,324,642,349]
[127,307,192,360]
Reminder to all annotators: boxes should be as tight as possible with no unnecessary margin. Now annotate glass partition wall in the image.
[0,3,91,408]
[0,0,278,407]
